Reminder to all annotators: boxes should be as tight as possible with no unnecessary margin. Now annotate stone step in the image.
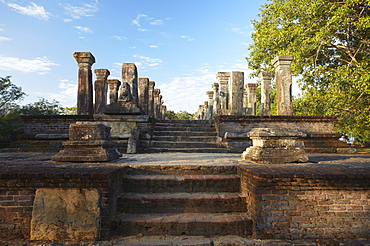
[143,147,231,153]
[154,126,216,132]
[152,136,218,142]
[153,131,216,137]
[117,192,247,213]
[112,212,253,237]
[157,120,211,125]
[143,141,224,149]
[122,174,240,193]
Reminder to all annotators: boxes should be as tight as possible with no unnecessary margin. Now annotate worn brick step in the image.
[125,165,237,176]
[122,174,240,193]
[117,192,247,213]
[152,136,218,142]
[112,212,253,237]
[143,147,231,153]
[144,141,224,149]
[153,131,216,137]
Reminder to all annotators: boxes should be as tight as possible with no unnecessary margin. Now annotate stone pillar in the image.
[216,72,230,115]
[246,83,258,115]
[107,79,121,104]
[138,78,149,115]
[259,72,273,116]
[212,83,220,117]
[122,63,138,106]
[229,71,244,115]
[206,91,214,120]
[94,69,110,114]
[272,55,294,116]
[148,81,155,118]
[73,52,95,115]
[243,89,248,115]
[161,105,167,120]
[154,89,161,119]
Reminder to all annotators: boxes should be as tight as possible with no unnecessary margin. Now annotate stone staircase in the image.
[112,165,253,238]
[140,120,230,153]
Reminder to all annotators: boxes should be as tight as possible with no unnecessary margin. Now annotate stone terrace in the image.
[0,152,369,245]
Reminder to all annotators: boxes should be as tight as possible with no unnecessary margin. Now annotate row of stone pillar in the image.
[196,55,294,119]
[73,52,167,119]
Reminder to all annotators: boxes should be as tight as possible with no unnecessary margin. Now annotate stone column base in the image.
[242,147,308,164]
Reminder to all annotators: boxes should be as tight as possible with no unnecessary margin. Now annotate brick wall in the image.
[21,115,93,136]
[0,165,125,240]
[215,116,337,138]
[238,164,370,240]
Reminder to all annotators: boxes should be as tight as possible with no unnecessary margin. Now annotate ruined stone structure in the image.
[259,72,273,116]
[206,91,214,120]
[272,55,294,116]
[212,83,220,117]
[242,127,308,163]
[52,121,121,162]
[245,83,258,115]
[216,72,230,115]
[138,78,149,115]
[74,52,95,115]
[229,71,244,115]
[122,63,139,106]
[94,69,110,114]
[107,79,121,104]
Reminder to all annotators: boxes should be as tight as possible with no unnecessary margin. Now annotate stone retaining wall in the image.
[0,165,125,241]
[238,163,370,240]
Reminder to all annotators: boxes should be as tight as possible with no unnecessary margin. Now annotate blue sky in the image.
[0,0,267,113]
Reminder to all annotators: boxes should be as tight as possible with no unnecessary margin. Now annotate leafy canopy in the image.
[248,0,370,140]
[0,76,26,114]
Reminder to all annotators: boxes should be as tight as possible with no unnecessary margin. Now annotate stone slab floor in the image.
[0,151,370,246]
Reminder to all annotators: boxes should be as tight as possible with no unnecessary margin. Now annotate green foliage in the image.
[60,105,77,115]
[0,111,23,140]
[248,0,370,140]
[20,98,64,116]
[166,110,195,120]
[0,76,26,114]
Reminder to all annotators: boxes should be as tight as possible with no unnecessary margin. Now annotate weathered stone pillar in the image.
[154,89,161,119]
[259,72,273,116]
[229,71,244,115]
[212,83,220,117]
[122,63,138,106]
[107,79,121,104]
[206,91,214,120]
[272,55,294,116]
[94,69,110,114]
[138,78,149,115]
[73,52,95,115]
[148,81,155,118]
[161,105,167,120]
[246,83,258,115]
[243,89,248,115]
[216,72,230,115]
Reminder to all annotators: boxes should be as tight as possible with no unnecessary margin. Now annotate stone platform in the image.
[0,152,369,245]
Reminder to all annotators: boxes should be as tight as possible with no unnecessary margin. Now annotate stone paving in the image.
[1,151,370,245]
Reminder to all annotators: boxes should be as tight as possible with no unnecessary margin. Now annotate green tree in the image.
[61,105,77,115]
[166,110,195,120]
[0,76,26,114]
[20,98,64,115]
[0,76,26,140]
[248,0,370,140]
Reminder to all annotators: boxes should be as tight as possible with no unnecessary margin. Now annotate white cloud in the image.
[46,79,77,104]
[149,45,158,48]
[138,28,148,32]
[0,55,58,74]
[113,35,127,41]
[132,54,162,69]
[74,26,93,33]
[63,19,73,23]
[180,35,195,42]
[0,36,11,41]
[132,14,165,30]
[1,1,52,20]
[229,24,251,35]
[150,20,163,25]
[61,1,99,19]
